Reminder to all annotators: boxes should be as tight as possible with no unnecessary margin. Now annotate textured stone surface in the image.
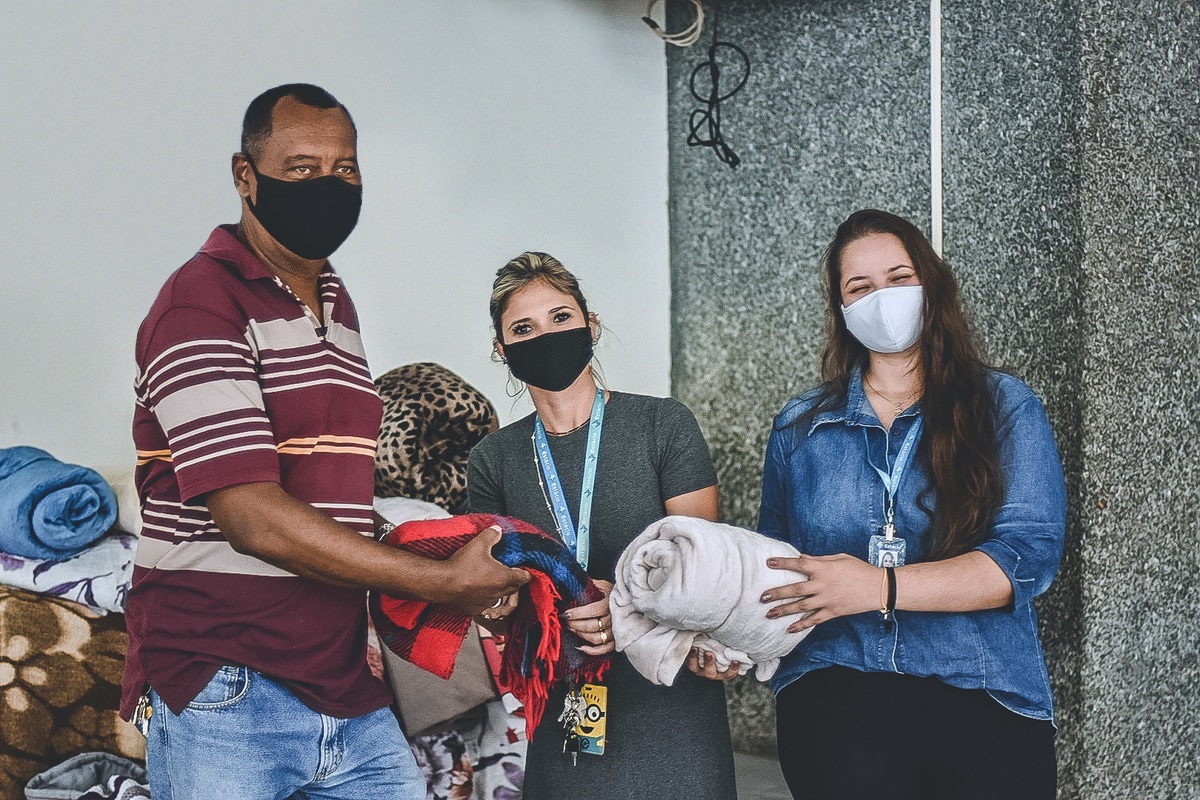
[940,0,1090,792]
[667,0,930,761]
[668,0,930,530]
[945,3,1200,795]
[1072,1,1200,797]
[668,0,1199,795]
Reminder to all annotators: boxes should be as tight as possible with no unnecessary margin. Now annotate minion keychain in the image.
[559,682,608,765]
[575,683,608,755]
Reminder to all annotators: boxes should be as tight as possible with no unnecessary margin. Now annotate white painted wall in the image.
[0,1,670,469]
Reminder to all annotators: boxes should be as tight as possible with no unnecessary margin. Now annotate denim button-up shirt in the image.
[758,368,1066,720]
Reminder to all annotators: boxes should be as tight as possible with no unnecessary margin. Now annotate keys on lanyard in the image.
[132,689,153,737]
[559,688,585,766]
[559,682,608,765]
[532,387,605,570]
[866,418,923,568]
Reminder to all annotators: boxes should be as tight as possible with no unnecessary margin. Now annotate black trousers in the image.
[775,666,1057,800]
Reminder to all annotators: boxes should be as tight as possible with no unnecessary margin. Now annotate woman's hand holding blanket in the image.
[763,553,880,632]
[686,648,742,681]
[564,579,615,656]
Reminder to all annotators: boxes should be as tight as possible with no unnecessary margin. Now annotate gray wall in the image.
[0,1,671,468]
[666,1,1199,797]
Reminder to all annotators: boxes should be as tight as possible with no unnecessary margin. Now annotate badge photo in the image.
[868,534,906,568]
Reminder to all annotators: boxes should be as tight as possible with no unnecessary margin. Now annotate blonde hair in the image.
[489,252,591,343]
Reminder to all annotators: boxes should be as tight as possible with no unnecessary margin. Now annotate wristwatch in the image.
[375,521,397,542]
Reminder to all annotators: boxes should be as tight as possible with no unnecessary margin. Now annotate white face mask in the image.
[840,285,924,353]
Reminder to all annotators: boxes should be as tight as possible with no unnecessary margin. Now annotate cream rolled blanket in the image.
[611,515,812,686]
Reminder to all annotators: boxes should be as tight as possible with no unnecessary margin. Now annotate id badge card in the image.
[573,683,607,756]
[868,534,906,567]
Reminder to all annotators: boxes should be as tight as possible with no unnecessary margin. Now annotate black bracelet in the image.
[883,566,897,631]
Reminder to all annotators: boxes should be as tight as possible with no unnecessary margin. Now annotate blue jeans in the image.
[147,666,425,799]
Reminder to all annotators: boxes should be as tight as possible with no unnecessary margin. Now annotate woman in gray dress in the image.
[468,251,738,800]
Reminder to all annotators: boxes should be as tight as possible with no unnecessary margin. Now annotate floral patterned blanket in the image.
[0,586,143,798]
[0,534,135,616]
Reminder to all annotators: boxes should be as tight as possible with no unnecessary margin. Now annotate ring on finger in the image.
[490,597,504,609]
[600,629,608,644]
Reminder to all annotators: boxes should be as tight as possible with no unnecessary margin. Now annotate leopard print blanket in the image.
[374,363,498,514]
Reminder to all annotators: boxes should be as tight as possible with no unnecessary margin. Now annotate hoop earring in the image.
[505,371,524,398]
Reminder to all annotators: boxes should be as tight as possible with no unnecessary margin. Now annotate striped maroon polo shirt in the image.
[121,225,391,719]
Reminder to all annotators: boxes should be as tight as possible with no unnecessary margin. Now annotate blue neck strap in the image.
[533,388,605,570]
[865,417,924,527]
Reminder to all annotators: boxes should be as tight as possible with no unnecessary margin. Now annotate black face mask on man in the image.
[244,155,362,260]
[503,327,594,392]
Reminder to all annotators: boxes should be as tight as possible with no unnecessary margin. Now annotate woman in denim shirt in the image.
[759,209,1066,800]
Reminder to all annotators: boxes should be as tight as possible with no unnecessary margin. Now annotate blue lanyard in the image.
[864,417,923,536]
[532,388,605,569]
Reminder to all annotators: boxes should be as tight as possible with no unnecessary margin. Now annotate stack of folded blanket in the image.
[610,515,813,685]
[0,447,132,615]
[370,513,609,740]
[0,447,143,797]
[370,361,525,800]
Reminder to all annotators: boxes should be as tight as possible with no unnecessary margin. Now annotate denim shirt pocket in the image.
[897,612,986,681]
[186,665,252,710]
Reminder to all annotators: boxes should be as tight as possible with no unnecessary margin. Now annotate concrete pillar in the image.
[666,1,1198,795]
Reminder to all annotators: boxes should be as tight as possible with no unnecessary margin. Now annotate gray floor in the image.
[734,752,791,800]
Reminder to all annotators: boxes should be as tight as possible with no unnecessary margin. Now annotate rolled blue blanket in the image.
[0,446,118,559]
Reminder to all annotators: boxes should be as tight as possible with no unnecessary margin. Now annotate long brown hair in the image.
[814,209,1003,560]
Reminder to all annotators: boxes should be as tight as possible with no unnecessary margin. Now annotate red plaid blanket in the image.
[370,513,609,738]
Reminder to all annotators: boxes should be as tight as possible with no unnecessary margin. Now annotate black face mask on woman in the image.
[245,156,363,260]
[503,327,594,392]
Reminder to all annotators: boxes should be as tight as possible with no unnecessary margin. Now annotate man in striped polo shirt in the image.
[122,84,529,798]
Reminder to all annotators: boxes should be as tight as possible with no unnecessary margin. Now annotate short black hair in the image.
[240,83,357,160]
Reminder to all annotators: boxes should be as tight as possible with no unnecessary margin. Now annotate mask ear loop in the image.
[505,372,525,399]
[492,339,525,398]
[643,0,705,47]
